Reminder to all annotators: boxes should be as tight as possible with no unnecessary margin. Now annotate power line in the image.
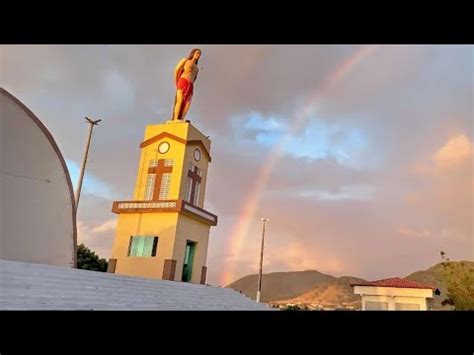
[0,169,51,183]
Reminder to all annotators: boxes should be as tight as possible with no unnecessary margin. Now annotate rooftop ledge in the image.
[111,199,217,226]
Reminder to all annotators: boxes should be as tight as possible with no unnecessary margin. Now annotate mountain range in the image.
[226,261,473,309]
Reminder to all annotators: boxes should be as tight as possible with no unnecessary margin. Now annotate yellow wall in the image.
[133,121,211,205]
[172,214,211,283]
[111,212,179,279]
[185,123,211,208]
[112,212,211,282]
[180,144,209,208]
[133,123,188,201]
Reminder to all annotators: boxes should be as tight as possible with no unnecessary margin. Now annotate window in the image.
[184,176,192,203]
[193,181,200,205]
[159,159,174,200]
[144,160,158,200]
[128,236,158,257]
[184,162,201,204]
[159,173,172,200]
[144,159,174,200]
[144,174,156,200]
[364,301,389,310]
[395,303,420,310]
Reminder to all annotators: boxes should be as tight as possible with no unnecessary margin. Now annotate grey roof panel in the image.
[0,259,273,311]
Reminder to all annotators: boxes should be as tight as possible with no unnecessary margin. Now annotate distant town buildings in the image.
[270,302,360,311]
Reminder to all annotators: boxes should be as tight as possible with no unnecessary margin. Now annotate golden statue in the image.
[172,48,201,121]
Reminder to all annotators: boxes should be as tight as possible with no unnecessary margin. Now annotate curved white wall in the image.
[0,88,76,267]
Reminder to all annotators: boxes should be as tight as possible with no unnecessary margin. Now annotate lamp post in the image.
[75,117,101,210]
[256,218,269,303]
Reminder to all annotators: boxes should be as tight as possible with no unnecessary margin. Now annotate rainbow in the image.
[220,45,379,286]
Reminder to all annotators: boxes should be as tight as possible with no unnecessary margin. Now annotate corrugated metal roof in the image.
[0,259,272,310]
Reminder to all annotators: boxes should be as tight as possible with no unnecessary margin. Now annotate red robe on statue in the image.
[173,64,197,120]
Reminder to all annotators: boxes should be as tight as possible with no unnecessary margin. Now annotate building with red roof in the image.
[351,277,436,310]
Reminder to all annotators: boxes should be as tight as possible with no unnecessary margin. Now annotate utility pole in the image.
[75,117,101,210]
[256,218,269,303]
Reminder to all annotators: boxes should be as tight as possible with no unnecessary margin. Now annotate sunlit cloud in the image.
[433,134,473,169]
[77,219,114,259]
[92,218,117,233]
[265,242,346,275]
[397,227,432,238]
[295,185,375,201]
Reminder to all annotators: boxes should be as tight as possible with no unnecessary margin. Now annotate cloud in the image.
[265,242,346,275]
[403,133,474,247]
[433,134,473,169]
[92,218,117,233]
[294,185,375,201]
[77,218,116,259]
[66,159,116,200]
[397,227,432,238]
[234,112,373,169]
[101,69,136,113]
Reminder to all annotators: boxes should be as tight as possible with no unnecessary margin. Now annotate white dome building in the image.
[0,88,77,267]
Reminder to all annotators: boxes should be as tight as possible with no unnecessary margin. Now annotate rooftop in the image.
[351,277,436,290]
[0,259,272,310]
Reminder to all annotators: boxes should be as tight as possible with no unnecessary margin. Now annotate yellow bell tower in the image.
[109,120,217,284]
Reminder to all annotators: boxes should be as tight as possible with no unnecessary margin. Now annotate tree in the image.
[281,304,309,311]
[77,243,108,272]
[439,251,474,310]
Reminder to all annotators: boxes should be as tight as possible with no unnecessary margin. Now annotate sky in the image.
[1,45,473,286]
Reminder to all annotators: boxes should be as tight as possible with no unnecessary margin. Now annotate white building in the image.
[0,88,77,267]
[352,277,436,310]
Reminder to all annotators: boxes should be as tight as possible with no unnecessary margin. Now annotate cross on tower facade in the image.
[148,159,173,201]
[187,163,202,206]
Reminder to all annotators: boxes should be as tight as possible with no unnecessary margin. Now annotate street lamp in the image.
[75,117,101,210]
[256,217,269,303]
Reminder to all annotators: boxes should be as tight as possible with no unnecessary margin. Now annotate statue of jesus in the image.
[172,48,201,121]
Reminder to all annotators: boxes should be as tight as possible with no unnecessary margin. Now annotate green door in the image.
[181,241,196,282]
